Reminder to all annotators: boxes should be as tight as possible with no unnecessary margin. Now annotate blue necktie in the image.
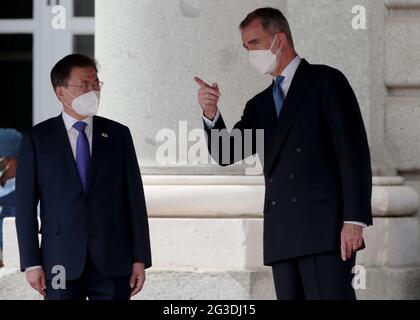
[73,121,90,191]
[273,76,285,117]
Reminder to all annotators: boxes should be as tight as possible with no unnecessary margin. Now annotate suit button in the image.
[291,197,298,203]
[289,174,295,180]
[269,178,274,183]
[296,147,302,153]
[271,201,277,206]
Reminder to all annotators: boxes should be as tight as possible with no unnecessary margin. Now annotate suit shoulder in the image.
[310,64,348,83]
[248,83,273,105]
[25,116,60,137]
[94,116,129,131]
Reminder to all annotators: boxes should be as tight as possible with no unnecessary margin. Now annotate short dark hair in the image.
[239,7,294,48]
[50,54,97,90]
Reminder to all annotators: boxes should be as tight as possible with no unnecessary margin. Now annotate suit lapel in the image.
[52,115,85,192]
[258,84,278,166]
[85,116,108,194]
[261,82,278,130]
[265,59,313,175]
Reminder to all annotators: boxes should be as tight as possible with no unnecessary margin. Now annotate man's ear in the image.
[278,33,288,48]
[56,86,64,102]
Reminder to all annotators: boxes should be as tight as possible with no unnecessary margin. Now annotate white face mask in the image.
[63,89,101,117]
[248,35,281,75]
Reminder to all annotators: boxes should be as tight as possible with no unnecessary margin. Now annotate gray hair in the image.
[239,7,294,48]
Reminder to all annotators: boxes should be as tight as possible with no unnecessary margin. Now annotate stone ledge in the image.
[3,218,266,271]
[4,217,420,271]
[357,266,420,300]
[358,217,420,267]
[142,175,418,217]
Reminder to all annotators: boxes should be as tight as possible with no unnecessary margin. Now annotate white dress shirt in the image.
[25,112,93,272]
[202,56,366,228]
[62,111,93,158]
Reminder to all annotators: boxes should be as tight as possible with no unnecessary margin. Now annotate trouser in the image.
[271,250,356,300]
[45,252,131,300]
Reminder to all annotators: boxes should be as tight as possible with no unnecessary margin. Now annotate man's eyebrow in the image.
[243,38,258,48]
[80,77,99,83]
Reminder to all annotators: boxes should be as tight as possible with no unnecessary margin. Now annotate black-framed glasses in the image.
[65,80,104,90]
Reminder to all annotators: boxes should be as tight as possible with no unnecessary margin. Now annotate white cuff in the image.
[25,266,43,272]
[202,109,220,129]
[344,221,367,228]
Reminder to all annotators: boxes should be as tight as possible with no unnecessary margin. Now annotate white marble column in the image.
[95,0,420,299]
[96,0,286,173]
[95,0,288,299]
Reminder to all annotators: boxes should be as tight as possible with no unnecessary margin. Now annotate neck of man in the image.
[272,48,298,78]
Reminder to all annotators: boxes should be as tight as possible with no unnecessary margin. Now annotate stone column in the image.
[97,0,420,299]
[95,0,288,299]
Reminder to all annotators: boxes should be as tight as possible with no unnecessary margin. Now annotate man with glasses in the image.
[16,54,152,300]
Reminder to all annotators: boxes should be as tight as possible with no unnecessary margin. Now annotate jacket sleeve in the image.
[321,69,373,226]
[15,132,42,271]
[123,126,152,268]
[203,102,258,167]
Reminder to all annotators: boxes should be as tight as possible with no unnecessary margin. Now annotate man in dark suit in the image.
[16,54,152,300]
[194,8,372,300]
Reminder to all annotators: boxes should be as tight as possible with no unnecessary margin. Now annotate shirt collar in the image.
[62,111,93,133]
[275,55,302,84]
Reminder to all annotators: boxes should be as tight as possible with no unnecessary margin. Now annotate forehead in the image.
[68,66,97,81]
[241,18,268,42]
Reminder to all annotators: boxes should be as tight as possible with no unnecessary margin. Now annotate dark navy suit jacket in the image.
[205,59,373,265]
[16,115,152,280]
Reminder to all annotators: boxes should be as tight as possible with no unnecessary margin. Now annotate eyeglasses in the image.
[65,81,104,91]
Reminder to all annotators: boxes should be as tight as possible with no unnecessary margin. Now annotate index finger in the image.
[346,241,353,259]
[35,282,46,296]
[194,76,210,89]
[130,279,144,297]
[341,240,347,261]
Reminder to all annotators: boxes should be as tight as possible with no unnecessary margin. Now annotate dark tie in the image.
[273,76,285,117]
[73,121,90,191]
